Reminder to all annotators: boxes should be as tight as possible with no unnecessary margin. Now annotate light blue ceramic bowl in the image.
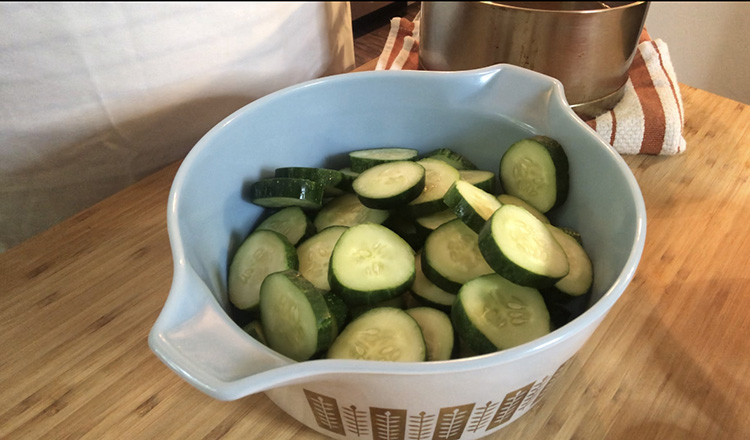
[149,64,646,440]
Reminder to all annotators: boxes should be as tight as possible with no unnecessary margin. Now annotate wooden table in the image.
[2,60,749,440]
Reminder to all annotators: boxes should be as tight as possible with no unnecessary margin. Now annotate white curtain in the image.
[0,2,355,252]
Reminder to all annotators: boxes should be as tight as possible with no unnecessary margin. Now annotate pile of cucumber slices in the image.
[229,136,594,363]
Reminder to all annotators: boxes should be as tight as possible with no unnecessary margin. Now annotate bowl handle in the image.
[148,264,295,401]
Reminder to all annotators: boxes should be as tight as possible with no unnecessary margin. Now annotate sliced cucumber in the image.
[336,167,359,193]
[327,307,426,362]
[478,204,569,288]
[329,223,416,306]
[260,270,341,362]
[406,158,461,218]
[496,194,550,224]
[228,229,299,311]
[541,287,592,330]
[297,225,348,291]
[249,177,325,210]
[414,209,457,236]
[313,193,389,231]
[382,213,425,251]
[349,147,419,173]
[499,135,569,213]
[459,169,497,193]
[274,167,344,195]
[558,225,583,245]
[545,225,593,297]
[424,148,478,170]
[256,206,316,246]
[421,218,494,293]
[452,274,551,354]
[406,307,455,361]
[349,295,407,319]
[242,320,267,345]
[352,160,426,209]
[410,252,456,312]
[443,180,503,234]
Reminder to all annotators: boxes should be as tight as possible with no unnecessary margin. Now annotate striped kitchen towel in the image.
[587,30,686,155]
[377,16,686,155]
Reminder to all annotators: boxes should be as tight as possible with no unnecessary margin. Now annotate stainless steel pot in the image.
[419,2,650,118]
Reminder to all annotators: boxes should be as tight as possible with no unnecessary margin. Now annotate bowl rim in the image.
[154,63,647,398]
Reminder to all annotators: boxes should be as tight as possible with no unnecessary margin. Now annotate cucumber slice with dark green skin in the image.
[297,225,348,291]
[259,270,341,362]
[424,148,478,170]
[410,252,456,312]
[406,307,455,361]
[228,229,299,312]
[414,209,457,237]
[496,194,550,224]
[443,180,503,234]
[478,204,569,289]
[348,295,407,319]
[328,223,416,306]
[452,274,551,354]
[499,135,569,213]
[274,167,343,187]
[352,160,426,209]
[541,287,592,330]
[421,218,494,293]
[382,213,425,251]
[459,169,497,193]
[327,307,426,362]
[406,158,461,218]
[336,167,359,193]
[274,167,345,197]
[242,320,267,345]
[313,193,390,231]
[256,206,316,246]
[546,224,593,297]
[249,177,325,210]
[349,147,419,173]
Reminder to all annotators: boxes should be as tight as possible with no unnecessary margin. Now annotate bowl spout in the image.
[148,264,296,400]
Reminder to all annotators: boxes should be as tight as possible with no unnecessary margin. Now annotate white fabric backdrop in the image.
[0,2,355,252]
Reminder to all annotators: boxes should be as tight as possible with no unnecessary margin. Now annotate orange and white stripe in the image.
[588,37,686,155]
[376,12,421,71]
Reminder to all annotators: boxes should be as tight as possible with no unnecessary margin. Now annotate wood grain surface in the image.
[1,77,749,439]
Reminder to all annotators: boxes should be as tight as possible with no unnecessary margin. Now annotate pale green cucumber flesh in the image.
[256,206,315,246]
[499,136,569,213]
[443,180,502,234]
[329,223,415,306]
[327,307,426,362]
[411,252,456,311]
[349,148,419,173]
[422,218,494,293]
[313,193,389,231]
[259,270,338,362]
[496,194,550,224]
[459,169,496,192]
[228,229,298,311]
[478,204,569,288]
[407,158,461,217]
[297,226,348,291]
[452,274,551,354]
[352,161,426,209]
[406,307,455,361]
[546,225,593,296]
